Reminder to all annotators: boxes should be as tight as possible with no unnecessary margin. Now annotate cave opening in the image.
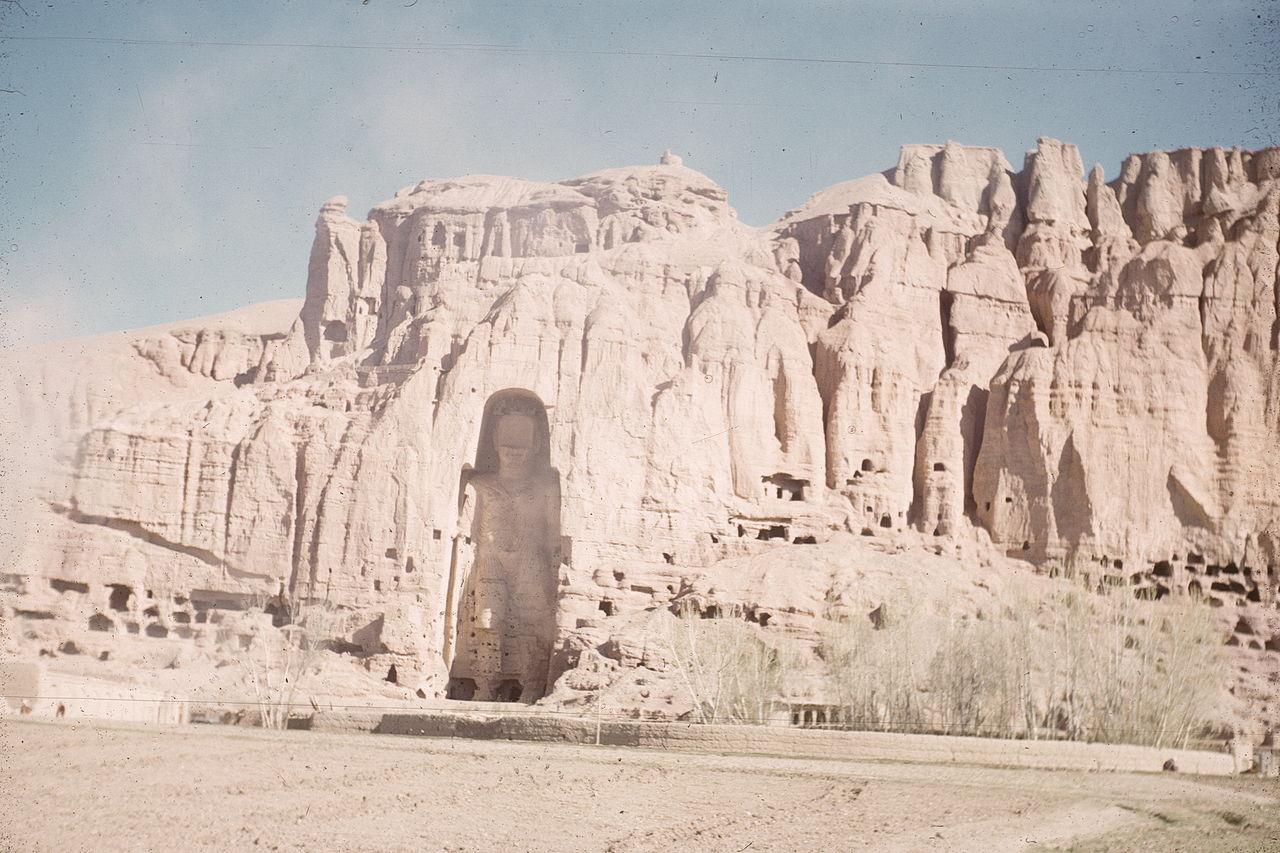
[495,679,523,703]
[323,321,347,343]
[756,525,789,541]
[762,472,808,502]
[446,677,477,701]
[107,585,132,612]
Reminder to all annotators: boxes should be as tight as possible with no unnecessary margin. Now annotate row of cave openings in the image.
[1069,551,1276,607]
[1068,552,1280,651]
[26,576,409,685]
[22,580,288,647]
[713,473,823,547]
[415,218,593,265]
[758,462,909,539]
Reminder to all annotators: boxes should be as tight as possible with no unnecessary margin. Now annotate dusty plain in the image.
[2,719,1278,852]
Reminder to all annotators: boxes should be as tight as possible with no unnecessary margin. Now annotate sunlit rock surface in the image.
[4,141,1277,722]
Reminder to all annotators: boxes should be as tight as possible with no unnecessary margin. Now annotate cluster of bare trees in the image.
[658,600,795,724]
[661,582,1226,748]
[237,597,338,729]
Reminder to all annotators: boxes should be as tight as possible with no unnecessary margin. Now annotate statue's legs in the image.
[502,553,557,700]
[456,544,558,701]
[470,575,508,700]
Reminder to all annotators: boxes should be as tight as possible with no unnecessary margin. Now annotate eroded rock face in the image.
[5,142,1278,721]
[975,147,1280,581]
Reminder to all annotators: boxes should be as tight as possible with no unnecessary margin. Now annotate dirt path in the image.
[1,719,1276,852]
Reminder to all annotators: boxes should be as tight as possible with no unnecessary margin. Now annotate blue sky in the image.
[0,0,1276,340]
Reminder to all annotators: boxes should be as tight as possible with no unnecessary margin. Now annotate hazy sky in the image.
[1,0,1276,340]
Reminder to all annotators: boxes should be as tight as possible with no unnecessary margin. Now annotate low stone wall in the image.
[309,707,1235,776]
[0,663,188,726]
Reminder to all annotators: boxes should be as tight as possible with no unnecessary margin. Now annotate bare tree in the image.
[659,600,794,725]
[819,603,936,733]
[237,599,337,729]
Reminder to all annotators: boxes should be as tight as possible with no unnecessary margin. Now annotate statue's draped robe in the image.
[451,467,560,699]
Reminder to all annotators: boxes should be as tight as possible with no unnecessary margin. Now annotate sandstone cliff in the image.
[3,141,1277,725]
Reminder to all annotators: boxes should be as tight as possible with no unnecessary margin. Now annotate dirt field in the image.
[2,720,1279,852]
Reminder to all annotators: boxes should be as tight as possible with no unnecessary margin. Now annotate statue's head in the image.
[494,412,535,477]
[475,389,552,478]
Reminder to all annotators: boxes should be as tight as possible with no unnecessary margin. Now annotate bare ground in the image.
[2,719,1279,852]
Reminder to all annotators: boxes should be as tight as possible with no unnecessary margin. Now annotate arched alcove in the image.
[444,388,562,702]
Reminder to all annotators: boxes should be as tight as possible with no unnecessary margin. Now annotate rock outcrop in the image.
[4,140,1278,724]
